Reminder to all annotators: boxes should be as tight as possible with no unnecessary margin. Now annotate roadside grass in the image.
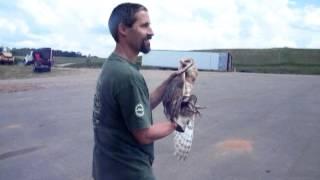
[64,61,104,68]
[235,64,320,74]
[0,64,75,80]
[0,56,105,80]
[54,56,105,66]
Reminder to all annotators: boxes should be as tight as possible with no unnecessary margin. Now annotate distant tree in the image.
[11,48,34,56]
[3,47,94,58]
[52,50,85,57]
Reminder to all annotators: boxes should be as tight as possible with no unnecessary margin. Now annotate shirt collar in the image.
[110,52,140,70]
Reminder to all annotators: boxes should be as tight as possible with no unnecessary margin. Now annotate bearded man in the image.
[91,3,187,180]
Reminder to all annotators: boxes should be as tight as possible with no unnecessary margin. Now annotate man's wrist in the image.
[172,122,178,129]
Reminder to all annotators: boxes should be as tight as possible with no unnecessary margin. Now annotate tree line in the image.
[7,47,86,57]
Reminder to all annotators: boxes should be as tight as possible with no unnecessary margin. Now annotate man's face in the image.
[127,10,154,54]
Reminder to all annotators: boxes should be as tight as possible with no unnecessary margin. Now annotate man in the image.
[92,3,185,180]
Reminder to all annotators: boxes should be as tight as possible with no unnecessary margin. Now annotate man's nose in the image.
[148,27,154,37]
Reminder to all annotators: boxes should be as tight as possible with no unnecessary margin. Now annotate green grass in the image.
[15,56,106,65]
[0,65,74,79]
[0,56,106,79]
[53,56,105,65]
[235,64,320,74]
[65,61,104,68]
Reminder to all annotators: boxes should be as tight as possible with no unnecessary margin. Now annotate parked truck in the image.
[24,48,53,72]
[0,47,15,64]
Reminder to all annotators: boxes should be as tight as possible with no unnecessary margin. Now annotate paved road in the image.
[1,69,320,180]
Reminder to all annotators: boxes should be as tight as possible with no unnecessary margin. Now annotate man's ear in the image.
[118,23,127,37]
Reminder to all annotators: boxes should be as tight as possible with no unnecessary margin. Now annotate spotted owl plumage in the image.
[162,58,201,160]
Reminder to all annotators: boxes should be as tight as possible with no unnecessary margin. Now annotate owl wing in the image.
[162,77,184,122]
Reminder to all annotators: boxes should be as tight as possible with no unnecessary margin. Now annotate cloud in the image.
[304,5,320,27]
[0,0,319,57]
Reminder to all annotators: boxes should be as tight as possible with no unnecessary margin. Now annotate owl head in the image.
[180,58,198,84]
[180,58,198,97]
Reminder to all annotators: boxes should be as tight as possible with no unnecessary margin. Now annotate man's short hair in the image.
[108,3,147,42]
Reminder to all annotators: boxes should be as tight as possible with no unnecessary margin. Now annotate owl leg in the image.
[175,115,192,132]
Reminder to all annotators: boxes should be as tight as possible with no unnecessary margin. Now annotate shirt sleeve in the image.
[116,79,152,131]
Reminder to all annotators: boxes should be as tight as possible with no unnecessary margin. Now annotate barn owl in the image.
[162,58,201,160]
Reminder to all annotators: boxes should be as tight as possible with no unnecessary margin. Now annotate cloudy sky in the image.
[0,0,319,57]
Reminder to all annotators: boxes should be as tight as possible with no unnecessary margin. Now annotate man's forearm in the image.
[132,121,177,144]
[148,121,177,141]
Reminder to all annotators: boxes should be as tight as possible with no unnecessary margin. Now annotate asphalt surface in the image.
[0,68,320,180]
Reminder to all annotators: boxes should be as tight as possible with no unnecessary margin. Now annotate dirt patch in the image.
[3,124,22,129]
[0,83,44,93]
[215,138,253,153]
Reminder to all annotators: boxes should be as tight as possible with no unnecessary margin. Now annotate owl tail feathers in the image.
[173,119,194,160]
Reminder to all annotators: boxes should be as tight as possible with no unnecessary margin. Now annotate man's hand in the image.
[168,61,194,81]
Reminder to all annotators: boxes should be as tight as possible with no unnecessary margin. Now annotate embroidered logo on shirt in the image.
[135,103,144,117]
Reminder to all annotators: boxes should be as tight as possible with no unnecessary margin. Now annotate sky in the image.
[0,0,319,57]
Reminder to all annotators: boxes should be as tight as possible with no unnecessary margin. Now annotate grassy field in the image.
[53,56,105,68]
[198,48,320,74]
[14,56,105,67]
[0,56,106,80]
[0,64,77,79]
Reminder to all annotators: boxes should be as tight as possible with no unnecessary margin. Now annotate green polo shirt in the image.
[92,53,154,180]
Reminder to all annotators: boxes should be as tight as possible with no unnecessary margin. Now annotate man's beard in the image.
[140,35,152,54]
[140,43,150,54]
